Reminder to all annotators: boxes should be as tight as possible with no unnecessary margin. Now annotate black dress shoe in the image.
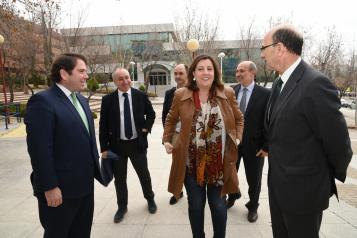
[247,210,258,223]
[169,191,184,205]
[226,192,242,209]
[148,199,157,214]
[114,208,127,223]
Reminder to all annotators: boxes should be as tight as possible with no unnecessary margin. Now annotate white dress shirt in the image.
[280,57,302,91]
[118,88,138,140]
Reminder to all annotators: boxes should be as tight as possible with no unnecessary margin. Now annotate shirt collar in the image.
[280,57,302,84]
[56,83,72,97]
[241,81,255,92]
[118,88,132,98]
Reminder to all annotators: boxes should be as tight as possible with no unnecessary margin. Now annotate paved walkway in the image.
[0,105,357,237]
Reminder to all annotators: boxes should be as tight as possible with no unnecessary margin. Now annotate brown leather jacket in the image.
[162,86,244,199]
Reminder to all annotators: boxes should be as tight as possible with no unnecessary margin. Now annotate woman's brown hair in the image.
[186,54,224,92]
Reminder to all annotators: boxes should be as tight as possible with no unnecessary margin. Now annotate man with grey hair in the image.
[226,61,270,223]
[99,67,157,223]
[261,25,352,237]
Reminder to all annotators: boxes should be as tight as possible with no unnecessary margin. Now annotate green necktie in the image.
[71,92,89,133]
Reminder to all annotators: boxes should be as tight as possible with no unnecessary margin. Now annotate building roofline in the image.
[61,23,176,36]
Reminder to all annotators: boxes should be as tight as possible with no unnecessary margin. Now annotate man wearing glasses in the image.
[261,25,352,238]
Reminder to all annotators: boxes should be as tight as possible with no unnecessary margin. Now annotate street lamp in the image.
[187,39,199,60]
[129,61,135,80]
[0,34,9,129]
[218,52,225,81]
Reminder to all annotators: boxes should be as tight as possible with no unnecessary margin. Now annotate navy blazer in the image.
[265,60,352,214]
[25,85,103,199]
[99,88,156,153]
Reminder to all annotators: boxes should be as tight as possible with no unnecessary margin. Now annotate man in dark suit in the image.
[25,53,103,238]
[261,25,352,238]
[226,61,270,222]
[162,63,188,205]
[99,67,157,223]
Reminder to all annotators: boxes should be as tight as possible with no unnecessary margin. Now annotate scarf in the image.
[187,91,224,186]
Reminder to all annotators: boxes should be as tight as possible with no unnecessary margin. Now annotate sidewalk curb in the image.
[0,123,25,138]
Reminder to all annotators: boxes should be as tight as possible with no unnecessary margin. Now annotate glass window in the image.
[149,72,167,85]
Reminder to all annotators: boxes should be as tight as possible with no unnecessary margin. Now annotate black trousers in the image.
[113,139,154,208]
[38,191,94,238]
[230,148,264,212]
[269,186,323,238]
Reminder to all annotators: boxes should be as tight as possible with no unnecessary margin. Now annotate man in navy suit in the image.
[261,25,352,238]
[99,67,157,223]
[226,61,270,222]
[25,53,103,238]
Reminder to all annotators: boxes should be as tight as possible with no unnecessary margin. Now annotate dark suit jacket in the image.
[232,83,270,155]
[25,85,103,199]
[162,87,176,126]
[99,88,155,153]
[265,60,352,214]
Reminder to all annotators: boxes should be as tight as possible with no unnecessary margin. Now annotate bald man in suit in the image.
[226,61,270,223]
[261,25,352,238]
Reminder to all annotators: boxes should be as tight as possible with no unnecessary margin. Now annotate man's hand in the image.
[101,151,108,159]
[45,187,62,207]
[164,142,173,154]
[256,149,268,158]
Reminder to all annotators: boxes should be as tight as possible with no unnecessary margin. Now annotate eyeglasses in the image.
[260,42,278,51]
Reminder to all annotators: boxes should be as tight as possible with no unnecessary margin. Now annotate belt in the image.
[119,138,138,143]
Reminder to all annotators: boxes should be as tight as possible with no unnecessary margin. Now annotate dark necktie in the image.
[123,93,133,139]
[240,87,248,115]
[268,77,283,122]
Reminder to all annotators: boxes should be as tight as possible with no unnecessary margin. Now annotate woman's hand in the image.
[164,142,173,154]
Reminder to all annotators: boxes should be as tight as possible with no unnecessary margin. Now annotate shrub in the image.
[138,84,146,92]
[87,77,99,92]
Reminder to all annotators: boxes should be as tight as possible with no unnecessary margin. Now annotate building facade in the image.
[61,23,263,96]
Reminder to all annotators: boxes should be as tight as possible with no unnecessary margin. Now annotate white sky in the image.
[60,0,357,51]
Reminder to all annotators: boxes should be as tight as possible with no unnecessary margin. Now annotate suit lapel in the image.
[270,60,307,123]
[244,84,258,118]
[52,85,90,138]
[131,88,139,125]
[233,84,240,99]
[112,91,121,136]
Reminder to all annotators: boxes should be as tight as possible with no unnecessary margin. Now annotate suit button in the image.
[230,162,233,165]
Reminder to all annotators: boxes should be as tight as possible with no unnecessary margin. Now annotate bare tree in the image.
[20,0,62,84]
[310,26,343,82]
[173,0,220,64]
[238,18,261,61]
[0,1,23,101]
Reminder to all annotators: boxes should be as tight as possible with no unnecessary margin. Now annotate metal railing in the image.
[0,102,22,130]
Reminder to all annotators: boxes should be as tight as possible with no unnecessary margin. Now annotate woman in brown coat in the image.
[163,55,244,238]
